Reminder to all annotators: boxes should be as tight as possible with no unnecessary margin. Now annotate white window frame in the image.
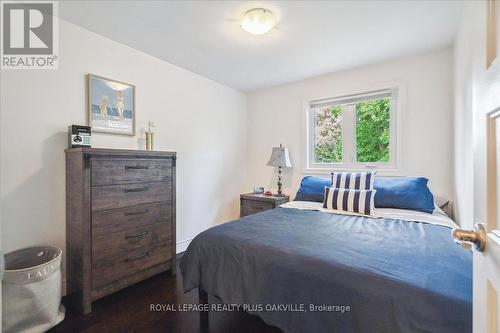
[304,82,404,176]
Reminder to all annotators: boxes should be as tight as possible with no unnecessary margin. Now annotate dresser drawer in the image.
[92,202,171,237]
[92,159,172,186]
[92,243,173,289]
[241,199,274,217]
[92,222,172,261]
[92,182,171,211]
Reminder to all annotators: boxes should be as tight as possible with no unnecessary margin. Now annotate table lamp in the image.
[266,144,292,196]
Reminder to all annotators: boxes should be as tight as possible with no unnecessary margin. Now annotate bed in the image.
[180,201,472,333]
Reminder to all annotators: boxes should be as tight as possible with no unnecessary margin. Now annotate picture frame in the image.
[87,74,135,136]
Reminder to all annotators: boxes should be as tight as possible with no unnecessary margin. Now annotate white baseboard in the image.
[176,237,193,254]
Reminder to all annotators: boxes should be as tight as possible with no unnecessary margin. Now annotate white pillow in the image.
[331,171,376,190]
[322,187,376,216]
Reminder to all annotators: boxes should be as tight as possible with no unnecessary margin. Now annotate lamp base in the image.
[274,193,286,197]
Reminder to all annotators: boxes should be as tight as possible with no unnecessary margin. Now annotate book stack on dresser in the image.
[65,148,176,314]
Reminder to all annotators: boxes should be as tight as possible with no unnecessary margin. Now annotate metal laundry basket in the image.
[2,246,65,333]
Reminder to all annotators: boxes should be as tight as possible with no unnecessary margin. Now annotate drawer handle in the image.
[125,209,149,216]
[124,187,149,193]
[125,231,149,239]
[125,166,150,170]
[125,251,148,262]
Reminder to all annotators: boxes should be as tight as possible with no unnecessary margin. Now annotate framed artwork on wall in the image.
[87,74,135,135]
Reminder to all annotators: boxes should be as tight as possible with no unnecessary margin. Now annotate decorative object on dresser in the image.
[65,148,176,314]
[145,121,155,151]
[266,144,292,196]
[253,186,264,194]
[240,193,289,217]
[68,125,91,148]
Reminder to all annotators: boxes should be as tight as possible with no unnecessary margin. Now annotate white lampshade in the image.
[267,145,292,168]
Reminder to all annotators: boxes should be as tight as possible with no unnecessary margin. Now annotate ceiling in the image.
[59,1,463,92]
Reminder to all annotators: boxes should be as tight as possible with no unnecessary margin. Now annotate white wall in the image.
[246,49,454,206]
[452,2,482,228]
[0,20,247,273]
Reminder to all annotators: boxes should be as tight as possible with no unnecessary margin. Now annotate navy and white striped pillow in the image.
[331,171,375,190]
[323,187,376,216]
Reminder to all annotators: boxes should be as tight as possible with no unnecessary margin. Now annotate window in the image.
[307,88,399,173]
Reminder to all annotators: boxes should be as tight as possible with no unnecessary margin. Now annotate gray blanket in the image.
[181,208,472,333]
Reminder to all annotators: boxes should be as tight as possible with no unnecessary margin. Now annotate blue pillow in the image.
[374,177,435,214]
[294,176,332,202]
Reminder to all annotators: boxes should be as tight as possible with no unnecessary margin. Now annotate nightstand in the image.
[435,196,451,217]
[240,193,290,217]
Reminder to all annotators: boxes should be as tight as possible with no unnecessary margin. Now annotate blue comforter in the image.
[181,208,472,333]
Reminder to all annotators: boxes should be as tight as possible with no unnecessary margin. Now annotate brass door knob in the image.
[452,223,486,251]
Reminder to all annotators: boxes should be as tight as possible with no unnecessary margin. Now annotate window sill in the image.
[303,167,405,177]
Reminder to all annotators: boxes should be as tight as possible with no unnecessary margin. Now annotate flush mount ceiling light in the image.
[241,8,276,35]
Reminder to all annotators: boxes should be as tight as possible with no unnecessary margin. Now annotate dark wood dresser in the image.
[65,148,176,314]
[240,193,290,217]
